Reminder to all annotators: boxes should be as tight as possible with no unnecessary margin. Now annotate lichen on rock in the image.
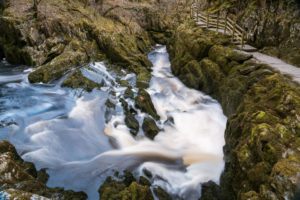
[167,20,300,200]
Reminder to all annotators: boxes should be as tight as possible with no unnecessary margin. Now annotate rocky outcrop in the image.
[0,140,87,199]
[0,0,156,88]
[168,22,300,200]
[199,0,300,67]
[135,89,160,120]
[98,171,154,200]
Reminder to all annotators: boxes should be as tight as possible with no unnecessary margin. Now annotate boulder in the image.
[142,117,160,140]
[135,89,160,120]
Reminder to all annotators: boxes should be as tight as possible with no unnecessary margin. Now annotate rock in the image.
[168,21,300,200]
[143,168,153,179]
[105,99,115,109]
[37,168,49,184]
[124,111,139,136]
[61,70,101,92]
[99,172,154,200]
[0,141,87,199]
[135,89,160,120]
[139,176,151,186]
[124,87,134,99]
[117,79,130,87]
[200,181,221,200]
[153,186,171,200]
[142,117,160,140]
[136,69,151,89]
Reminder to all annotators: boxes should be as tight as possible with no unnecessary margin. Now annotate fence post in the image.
[207,12,209,27]
[190,4,193,19]
[232,22,236,42]
[242,31,245,48]
[216,12,220,31]
[224,14,228,34]
[196,6,199,21]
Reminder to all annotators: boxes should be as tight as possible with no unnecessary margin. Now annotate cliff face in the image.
[199,0,300,67]
[167,21,300,200]
[0,0,188,89]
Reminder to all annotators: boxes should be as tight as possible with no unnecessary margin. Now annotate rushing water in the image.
[0,46,227,199]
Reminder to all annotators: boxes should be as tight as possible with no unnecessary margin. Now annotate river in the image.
[0,45,227,199]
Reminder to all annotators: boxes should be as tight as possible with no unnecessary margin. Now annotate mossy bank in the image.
[167,21,300,200]
[196,0,300,67]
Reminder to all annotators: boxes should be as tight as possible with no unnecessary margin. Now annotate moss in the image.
[135,89,159,120]
[200,181,221,200]
[118,79,130,87]
[168,12,300,200]
[136,69,151,89]
[124,111,139,136]
[99,173,154,200]
[139,176,151,186]
[142,117,160,140]
[240,191,260,200]
[0,141,87,199]
[37,168,49,184]
[153,187,171,200]
[29,50,87,83]
[247,162,271,187]
[124,87,134,99]
[105,99,115,109]
[61,70,100,92]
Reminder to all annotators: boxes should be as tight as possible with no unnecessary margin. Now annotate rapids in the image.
[0,45,227,199]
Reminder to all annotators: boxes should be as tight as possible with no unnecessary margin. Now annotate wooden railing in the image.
[191,3,248,47]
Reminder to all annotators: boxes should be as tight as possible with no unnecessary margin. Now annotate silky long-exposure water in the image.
[0,46,227,199]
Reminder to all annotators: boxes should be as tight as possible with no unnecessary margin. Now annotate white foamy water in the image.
[0,46,226,199]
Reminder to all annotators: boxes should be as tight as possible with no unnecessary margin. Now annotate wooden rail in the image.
[191,3,248,47]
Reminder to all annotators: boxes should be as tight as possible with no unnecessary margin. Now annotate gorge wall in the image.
[196,0,300,67]
[167,21,300,200]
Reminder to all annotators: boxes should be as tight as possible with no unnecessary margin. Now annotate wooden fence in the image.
[191,3,248,47]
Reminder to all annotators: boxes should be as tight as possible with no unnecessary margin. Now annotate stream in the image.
[0,45,227,199]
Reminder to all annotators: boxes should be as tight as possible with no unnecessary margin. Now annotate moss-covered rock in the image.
[61,70,101,92]
[28,50,87,83]
[142,117,160,140]
[153,186,171,200]
[124,111,140,136]
[124,87,134,99]
[135,89,159,120]
[168,21,300,200]
[200,181,221,200]
[0,140,87,199]
[98,172,154,200]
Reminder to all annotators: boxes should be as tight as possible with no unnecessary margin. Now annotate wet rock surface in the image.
[135,89,160,120]
[0,140,87,199]
[168,21,300,200]
[98,171,154,200]
[142,117,160,140]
